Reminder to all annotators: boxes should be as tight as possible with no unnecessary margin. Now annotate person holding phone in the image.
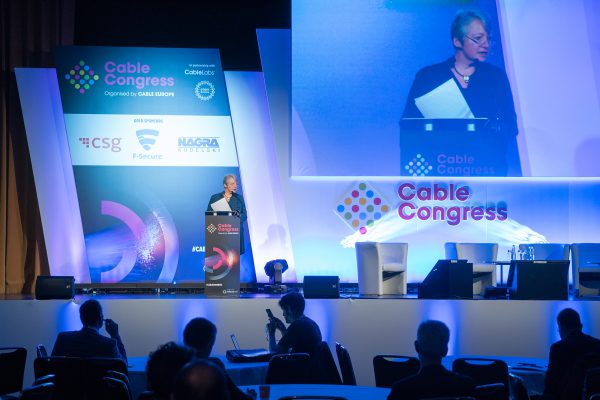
[51,299,127,362]
[266,292,322,356]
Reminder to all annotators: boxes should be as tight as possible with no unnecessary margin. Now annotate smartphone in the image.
[266,309,274,319]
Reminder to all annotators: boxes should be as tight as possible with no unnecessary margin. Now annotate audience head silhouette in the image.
[173,359,230,400]
[415,320,450,365]
[278,292,305,322]
[183,317,217,358]
[556,307,583,339]
[79,299,104,328]
[146,341,196,400]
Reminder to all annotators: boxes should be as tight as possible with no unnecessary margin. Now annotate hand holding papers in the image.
[415,78,474,119]
[210,197,232,212]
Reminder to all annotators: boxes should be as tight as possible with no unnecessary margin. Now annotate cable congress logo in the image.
[64,60,100,94]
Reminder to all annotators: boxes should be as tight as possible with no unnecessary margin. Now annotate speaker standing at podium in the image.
[207,174,247,254]
[402,10,521,176]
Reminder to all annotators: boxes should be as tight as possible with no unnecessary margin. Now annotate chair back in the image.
[518,243,570,261]
[452,358,509,400]
[372,355,420,388]
[446,243,498,263]
[508,373,530,400]
[102,376,130,400]
[33,356,129,400]
[36,344,48,358]
[583,367,600,400]
[266,353,313,384]
[0,347,27,395]
[335,343,357,385]
[571,243,600,295]
[20,382,54,400]
[277,397,348,400]
[314,342,342,384]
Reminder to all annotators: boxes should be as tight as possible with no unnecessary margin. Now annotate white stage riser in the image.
[2,297,599,387]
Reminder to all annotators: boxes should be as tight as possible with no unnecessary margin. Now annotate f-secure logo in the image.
[64,60,100,94]
[136,129,159,151]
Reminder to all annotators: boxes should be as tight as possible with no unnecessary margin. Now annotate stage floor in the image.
[2,294,599,387]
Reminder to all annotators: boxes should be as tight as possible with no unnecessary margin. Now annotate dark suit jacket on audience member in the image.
[543,330,600,400]
[208,357,252,400]
[52,327,127,362]
[387,364,477,400]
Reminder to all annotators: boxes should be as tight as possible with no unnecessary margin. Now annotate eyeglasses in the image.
[465,34,493,46]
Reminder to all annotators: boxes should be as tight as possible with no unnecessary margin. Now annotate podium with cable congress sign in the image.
[204,211,241,297]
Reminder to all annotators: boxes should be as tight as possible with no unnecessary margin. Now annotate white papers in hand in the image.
[211,198,232,212]
[415,79,474,119]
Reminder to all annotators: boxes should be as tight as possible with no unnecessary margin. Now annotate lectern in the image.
[204,211,241,297]
[400,118,511,177]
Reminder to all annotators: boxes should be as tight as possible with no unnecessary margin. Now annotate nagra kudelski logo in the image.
[64,61,100,94]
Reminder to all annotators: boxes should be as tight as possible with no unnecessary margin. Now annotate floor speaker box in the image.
[419,259,473,299]
[35,276,75,300]
[303,276,340,298]
[510,260,569,300]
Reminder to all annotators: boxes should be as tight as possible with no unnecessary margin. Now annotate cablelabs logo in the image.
[397,182,507,226]
[64,61,100,94]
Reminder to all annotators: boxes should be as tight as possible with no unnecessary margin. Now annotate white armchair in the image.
[445,242,498,295]
[356,242,408,295]
[571,243,600,296]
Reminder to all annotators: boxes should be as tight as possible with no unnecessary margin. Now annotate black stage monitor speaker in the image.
[510,260,569,300]
[303,276,340,298]
[419,259,473,299]
[35,276,75,300]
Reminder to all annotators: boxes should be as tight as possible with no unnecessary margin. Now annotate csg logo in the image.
[78,137,122,152]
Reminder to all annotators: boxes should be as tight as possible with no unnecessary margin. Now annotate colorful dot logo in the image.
[336,182,391,234]
[206,224,217,234]
[403,154,433,176]
[64,60,100,94]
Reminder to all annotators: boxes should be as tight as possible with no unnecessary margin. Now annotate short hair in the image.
[79,299,103,327]
[557,308,582,331]
[279,292,305,317]
[451,10,489,43]
[173,359,230,400]
[146,342,197,400]
[223,174,236,185]
[416,320,450,358]
[183,318,217,357]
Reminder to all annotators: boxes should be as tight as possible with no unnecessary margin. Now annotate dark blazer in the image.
[388,364,477,400]
[51,327,127,362]
[543,330,600,400]
[207,192,247,254]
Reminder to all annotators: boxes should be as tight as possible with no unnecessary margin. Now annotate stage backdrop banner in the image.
[54,46,253,284]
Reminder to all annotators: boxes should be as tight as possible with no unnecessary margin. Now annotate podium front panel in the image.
[204,213,241,297]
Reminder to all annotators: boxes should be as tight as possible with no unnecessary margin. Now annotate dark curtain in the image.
[0,0,74,294]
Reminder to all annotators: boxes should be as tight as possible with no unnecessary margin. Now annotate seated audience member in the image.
[543,308,600,400]
[173,359,230,400]
[51,299,127,362]
[183,317,218,358]
[183,317,252,400]
[146,342,196,400]
[266,292,322,356]
[388,320,477,400]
